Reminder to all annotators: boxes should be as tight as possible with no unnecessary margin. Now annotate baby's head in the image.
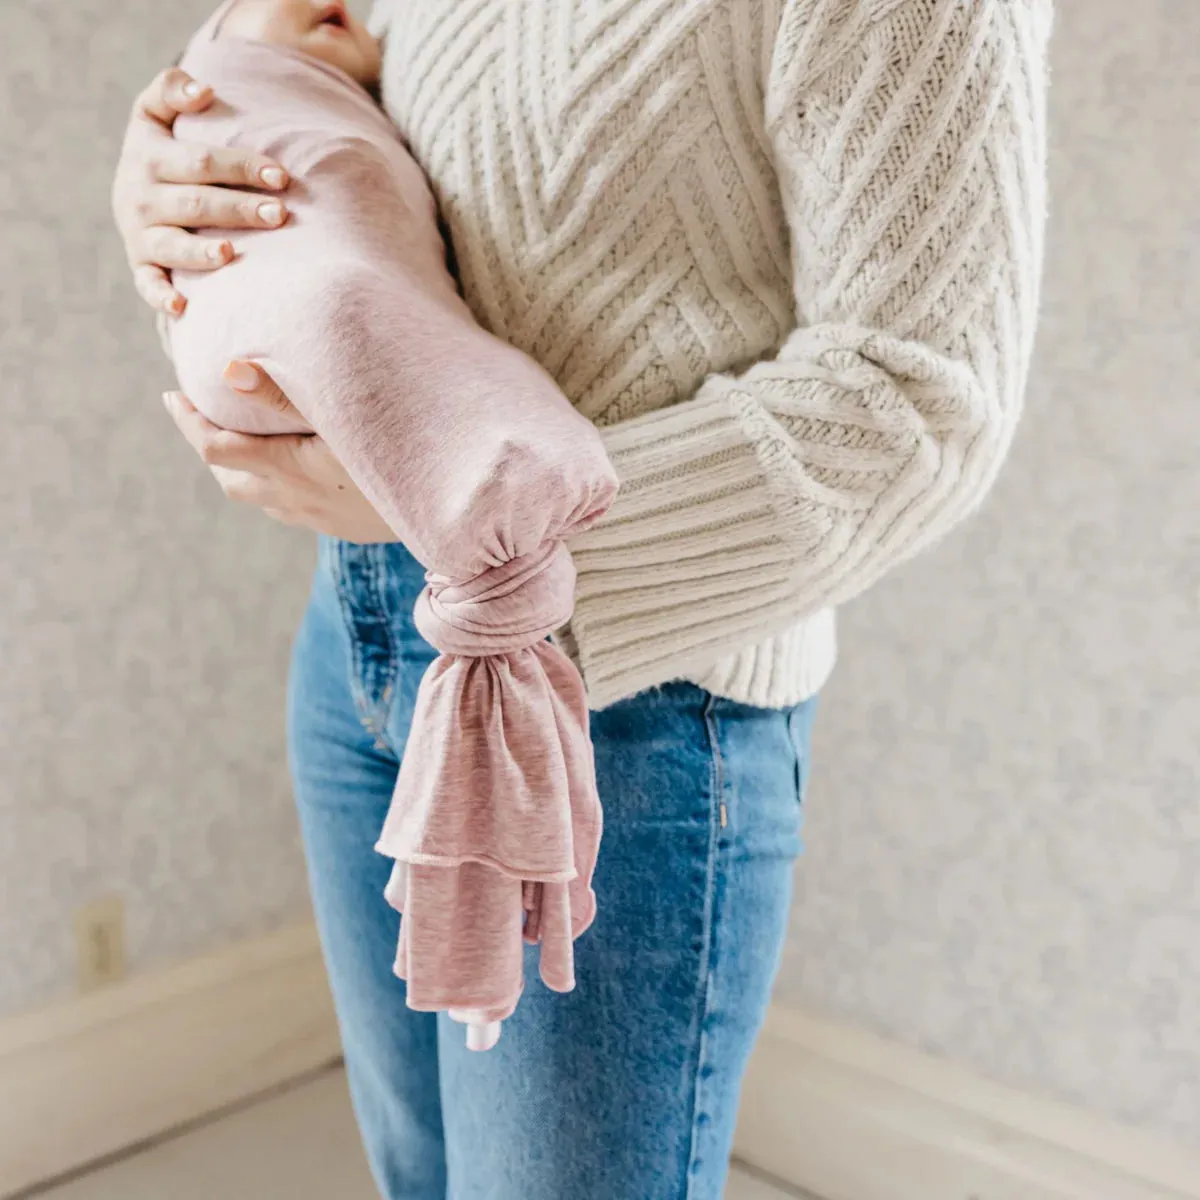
[216,0,381,88]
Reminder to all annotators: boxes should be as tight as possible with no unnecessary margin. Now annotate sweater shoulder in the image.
[765,0,1052,132]
[766,1,1053,82]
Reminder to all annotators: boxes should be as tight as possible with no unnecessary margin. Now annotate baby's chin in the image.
[304,30,381,89]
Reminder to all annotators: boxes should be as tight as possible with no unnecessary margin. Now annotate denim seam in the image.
[366,545,401,747]
[329,541,370,718]
[683,694,725,1199]
[329,543,399,751]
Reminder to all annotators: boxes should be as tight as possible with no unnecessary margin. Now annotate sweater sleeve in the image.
[566,0,1051,706]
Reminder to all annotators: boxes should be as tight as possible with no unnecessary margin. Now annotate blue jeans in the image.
[287,539,816,1200]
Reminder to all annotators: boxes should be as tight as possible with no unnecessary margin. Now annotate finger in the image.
[223,361,311,427]
[154,142,288,191]
[134,265,185,315]
[162,390,222,457]
[210,466,275,505]
[162,391,296,472]
[265,505,325,533]
[151,184,288,231]
[135,68,212,127]
[139,225,233,272]
[292,429,343,479]
[162,391,256,468]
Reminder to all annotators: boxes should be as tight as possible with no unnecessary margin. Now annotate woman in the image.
[111,2,1050,1196]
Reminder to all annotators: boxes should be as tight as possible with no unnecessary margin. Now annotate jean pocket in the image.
[786,696,819,807]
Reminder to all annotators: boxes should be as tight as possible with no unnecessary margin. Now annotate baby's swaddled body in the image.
[173,39,454,435]
[172,28,610,576]
[171,9,617,1049]
[171,28,517,575]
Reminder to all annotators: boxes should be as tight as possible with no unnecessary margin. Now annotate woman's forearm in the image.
[566,0,1051,707]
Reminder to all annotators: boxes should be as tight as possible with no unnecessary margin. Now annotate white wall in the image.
[777,0,1200,1149]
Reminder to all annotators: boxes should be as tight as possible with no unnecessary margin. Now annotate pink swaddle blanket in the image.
[172,10,618,1047]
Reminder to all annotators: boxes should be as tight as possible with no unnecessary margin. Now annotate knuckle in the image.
[133,196,155,223]
[179,192,205,222]
[164,69,190,100]
[189,149,214,178]
[232,476,267,504]
[149,225,177,258]
[141,226,165,258]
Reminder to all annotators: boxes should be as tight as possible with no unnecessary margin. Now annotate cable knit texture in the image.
[374,0,1051,709]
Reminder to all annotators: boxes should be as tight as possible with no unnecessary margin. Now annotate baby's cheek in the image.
[360,35,384,87]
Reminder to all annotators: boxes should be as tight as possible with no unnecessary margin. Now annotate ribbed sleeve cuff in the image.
[567,386,806,706]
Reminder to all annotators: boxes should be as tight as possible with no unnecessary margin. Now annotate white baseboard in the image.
[5,925,1198,1200]
[0,923,341,1198]
[735,1004,1200,1200]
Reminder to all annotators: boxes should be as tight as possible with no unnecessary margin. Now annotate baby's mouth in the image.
[316,3,349,31]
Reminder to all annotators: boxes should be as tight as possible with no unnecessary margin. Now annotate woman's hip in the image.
[286,537,816,1198]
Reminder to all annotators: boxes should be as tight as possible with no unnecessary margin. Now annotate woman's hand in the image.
[111,67,292,315]
[163,363,400,545]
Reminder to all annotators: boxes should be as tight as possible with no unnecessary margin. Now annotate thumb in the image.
[223,360,308,424]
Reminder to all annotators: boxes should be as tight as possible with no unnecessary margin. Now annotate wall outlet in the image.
[75,895,126,991]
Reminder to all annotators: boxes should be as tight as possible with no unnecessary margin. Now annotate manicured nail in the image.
[182,80,203,98]
[207,241,231,264]
[260,166,286,189]
[223,361,259,392]
[167,293,185,315]
[257,201,284,226]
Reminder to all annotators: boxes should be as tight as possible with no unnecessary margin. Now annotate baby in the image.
[171,0,451,443]
[169,1,616,1051]
[216,0,382,89]
[170,0,604,560]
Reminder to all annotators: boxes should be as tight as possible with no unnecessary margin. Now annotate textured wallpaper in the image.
[778,0,1200,1149]
[2,0,1197,1156]
[0,0,317,1014]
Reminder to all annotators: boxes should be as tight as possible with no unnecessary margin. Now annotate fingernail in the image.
[223,361,259,392]
[207,241,231,263]
[257,201,285,226]
[260,166,286,189]
[167,293,185,315]
[182,80,203,98]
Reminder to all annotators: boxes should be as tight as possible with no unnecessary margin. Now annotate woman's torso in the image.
[374,0,796,430]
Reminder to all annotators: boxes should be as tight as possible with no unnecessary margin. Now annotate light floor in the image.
[34,1067,814,1200]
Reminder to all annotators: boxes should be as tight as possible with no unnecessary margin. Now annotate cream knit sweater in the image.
[369,0,1050,710]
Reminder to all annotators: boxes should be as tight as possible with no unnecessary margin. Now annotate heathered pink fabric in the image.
[172,7,618,1040]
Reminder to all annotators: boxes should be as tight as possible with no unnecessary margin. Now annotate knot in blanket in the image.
[375,539,603,1039]
[413,542,576,657]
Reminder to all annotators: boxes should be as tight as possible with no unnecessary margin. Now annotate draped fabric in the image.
[376,545,605,1031]
[172,13,618,1046]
